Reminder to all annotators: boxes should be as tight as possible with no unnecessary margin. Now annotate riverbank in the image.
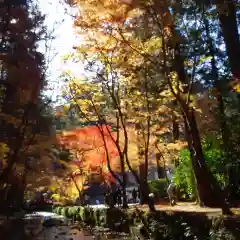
[52,204,240,239]
[0,211,133,239]
[1,202,240,239]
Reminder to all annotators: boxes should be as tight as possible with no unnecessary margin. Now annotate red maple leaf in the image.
[56,125,119,182]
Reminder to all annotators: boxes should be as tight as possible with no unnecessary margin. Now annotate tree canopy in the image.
[57,0,240,211]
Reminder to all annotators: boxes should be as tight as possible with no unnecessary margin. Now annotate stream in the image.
[0,212,133,240]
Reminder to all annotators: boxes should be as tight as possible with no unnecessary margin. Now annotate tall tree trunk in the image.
[204,13,230,150]
[204,13,238,200]
[117,111,128,208]
[182,106,230,213]
[135,123,149,204]
[173,37,231,212]
[172,111,180,142]
[139,163,149,204]
[183,121,198,201]
[152,2,229,209]
[156,153,165,178]
[120,154,128,208]
[71,175,83,204]
[215,0,240,81]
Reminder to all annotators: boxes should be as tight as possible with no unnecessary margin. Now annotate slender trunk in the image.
[117,111,128,208]
[144,119,150,186]
[143,72,151,187]
[120,147,128,208]
[136,123,145,204]
[71,175,83,204]
[143,117,151,204]
[120,159,128,208]
[172,111,180,142]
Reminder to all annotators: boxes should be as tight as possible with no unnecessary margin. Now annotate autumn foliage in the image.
[0,0,53,210]
[56,125,120,182]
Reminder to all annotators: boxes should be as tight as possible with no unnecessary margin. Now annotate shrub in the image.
[105,208,127,230]
[54,206,62,215]
[174,135,230,201]
[94,209,101,226]
[174,149,197,200]
[89,208,96,225]
[148,178,168,200]
[51,193,61,202]
[68,206,78,218]
[78,207,95,225]
[60,207,68,217]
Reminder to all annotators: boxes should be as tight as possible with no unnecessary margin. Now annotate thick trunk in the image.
[170,26,231,212]
[153,0,231,212]
[215,0,240,81]
[183,119,199,202]
[215,91,238,201]
[156,153,165,178]
[204,14,230,152]
[139,180,149,205]
[135,123,149,204]
[139,163,149,204]
[204,13,236,201]
[17,170,27,210]
[215,89,229,150]
[183,106,231,213]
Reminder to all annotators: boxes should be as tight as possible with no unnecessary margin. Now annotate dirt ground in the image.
[136,201,240,216]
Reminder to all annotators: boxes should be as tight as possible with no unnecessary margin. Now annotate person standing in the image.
[167,181,177,206]
[132,188,137,203]
[104,192,109,206]
[148,193,156,211]
[84,193,90,206]
[117,194,122,207]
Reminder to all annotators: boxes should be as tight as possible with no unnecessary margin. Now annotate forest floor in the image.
[136,201,240,216]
